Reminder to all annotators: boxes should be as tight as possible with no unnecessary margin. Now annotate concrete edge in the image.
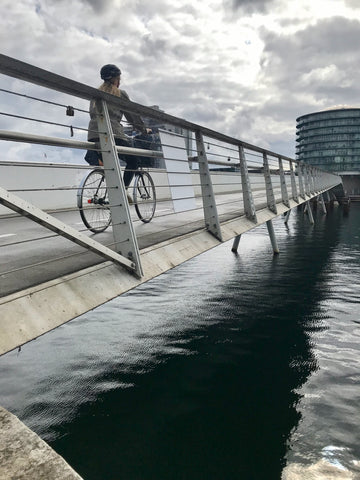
[0,406,83,479]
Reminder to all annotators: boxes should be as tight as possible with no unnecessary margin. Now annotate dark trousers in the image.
[115,138,140,187]
[85,137,140,188]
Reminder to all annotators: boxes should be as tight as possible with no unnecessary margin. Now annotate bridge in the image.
[0,54,341,358]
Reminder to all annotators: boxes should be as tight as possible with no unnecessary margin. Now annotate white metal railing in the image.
[0,54,342,296]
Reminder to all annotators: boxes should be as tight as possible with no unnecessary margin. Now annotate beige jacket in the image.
[87,82,144,141]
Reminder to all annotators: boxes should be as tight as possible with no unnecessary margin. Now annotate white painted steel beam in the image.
[263,153,277,214]
[289,160,299,203]
[195,131,223,241]
[297,163,306,200]
[239,146,257,222]
[278,157,290,208]
[96,100,143,276]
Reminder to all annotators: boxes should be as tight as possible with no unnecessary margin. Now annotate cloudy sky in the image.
[1,0,360,161]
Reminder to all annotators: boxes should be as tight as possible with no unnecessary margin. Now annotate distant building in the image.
[296,106,360,200]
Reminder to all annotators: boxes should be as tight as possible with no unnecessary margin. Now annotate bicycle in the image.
[77,166,156,233]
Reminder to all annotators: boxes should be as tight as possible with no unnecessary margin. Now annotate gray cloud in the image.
[81,0,113,13]
[1,0,360,161]
[223,0,277,14]
[345,0,360,8]
[259,16,360,103]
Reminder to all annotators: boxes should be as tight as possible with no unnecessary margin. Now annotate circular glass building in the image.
[296,106,360,174]
[296,107,360,200]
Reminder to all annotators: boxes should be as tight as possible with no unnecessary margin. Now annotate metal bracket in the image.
[195,130,223,241]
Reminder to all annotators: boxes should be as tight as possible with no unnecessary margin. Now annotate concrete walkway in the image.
[0,406,82,480]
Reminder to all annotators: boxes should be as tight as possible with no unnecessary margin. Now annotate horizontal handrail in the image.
[0,129,162,158]
[0,53,295,162]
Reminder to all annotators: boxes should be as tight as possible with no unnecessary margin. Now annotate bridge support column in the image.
[318,194,327,214]
[304,201,315,224]
[231,234,241,253]
[284,209,291,224]
[266,220,279,254]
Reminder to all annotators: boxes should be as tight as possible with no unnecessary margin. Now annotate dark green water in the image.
[1,204,360,479]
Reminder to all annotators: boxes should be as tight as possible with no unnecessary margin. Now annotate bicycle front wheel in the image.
[77,168,111,233]
[133,171,156,223]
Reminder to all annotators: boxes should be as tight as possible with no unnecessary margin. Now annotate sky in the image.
[1,0,360,162]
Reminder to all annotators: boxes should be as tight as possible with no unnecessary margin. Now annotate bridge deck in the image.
[1,187,292,299]
[0,187,323,357]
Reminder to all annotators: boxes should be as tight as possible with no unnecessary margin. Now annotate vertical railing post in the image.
[195,130,222,241]
[297,162,306,200]
[317,169,323,192]
[303,164,311,197]
[239,145,257,222]
[289,160,299,203]
[96,99,143,277]
[266,220,279,254]
[263,153,277,214]
[313,168,319,192]
[278,157,290,208]
[309,167,316,195]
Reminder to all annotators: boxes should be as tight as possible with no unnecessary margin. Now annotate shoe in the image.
[127,192,133,204]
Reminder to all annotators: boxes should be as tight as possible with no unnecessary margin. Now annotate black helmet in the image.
[100,64,121,81]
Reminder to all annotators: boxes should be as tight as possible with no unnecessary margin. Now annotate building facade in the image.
[296,107,360,200]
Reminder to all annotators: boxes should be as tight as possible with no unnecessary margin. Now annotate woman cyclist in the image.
[85,64,149,202]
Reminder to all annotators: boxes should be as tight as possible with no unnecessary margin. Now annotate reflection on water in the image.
[0,205,360,479]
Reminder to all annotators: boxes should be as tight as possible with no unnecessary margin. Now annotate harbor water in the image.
[0,203,360,479]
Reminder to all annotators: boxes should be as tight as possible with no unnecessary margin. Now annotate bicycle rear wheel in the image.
[77,168,111,233]
[133,171,156,223]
